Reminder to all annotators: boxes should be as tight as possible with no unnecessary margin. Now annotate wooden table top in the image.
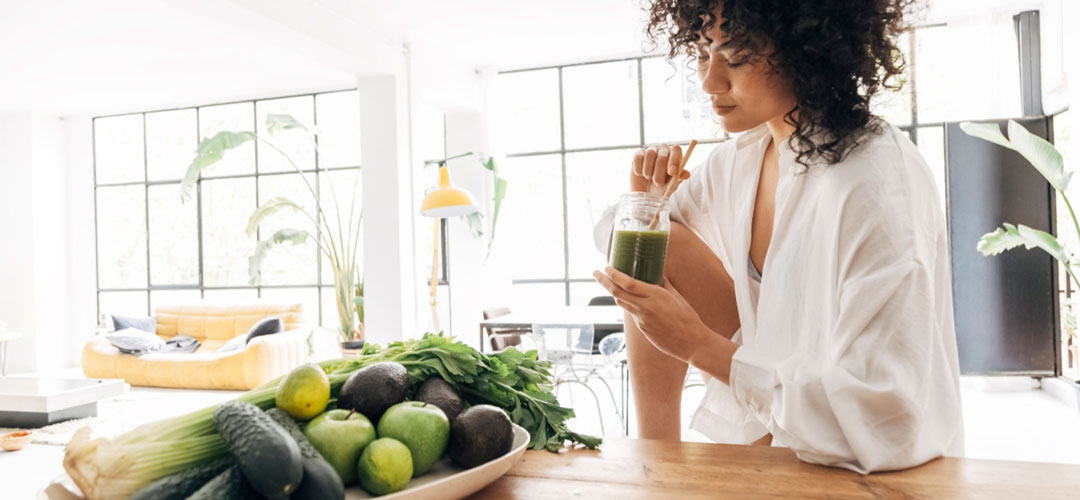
[469,438,1080,499]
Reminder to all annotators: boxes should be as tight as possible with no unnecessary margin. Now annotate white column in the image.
[359,73,416,345]
[0,112,71,374]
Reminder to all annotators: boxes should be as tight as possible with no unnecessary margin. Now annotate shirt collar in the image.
[734,124,771,150]
[734,123,811,176]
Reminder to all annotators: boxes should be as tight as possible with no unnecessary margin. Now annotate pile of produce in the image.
[63,333,602,499]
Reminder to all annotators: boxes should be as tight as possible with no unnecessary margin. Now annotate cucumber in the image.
[131,457,232,500]
[186,465,259,500]
[212,401,303,499]
[267,408,346,500]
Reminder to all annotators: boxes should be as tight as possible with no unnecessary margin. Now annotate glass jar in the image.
[608,192,670,285]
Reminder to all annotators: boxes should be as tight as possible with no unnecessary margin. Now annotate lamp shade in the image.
[421,165,479,217]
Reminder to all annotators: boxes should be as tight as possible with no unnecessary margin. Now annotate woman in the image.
[593,0,964,473]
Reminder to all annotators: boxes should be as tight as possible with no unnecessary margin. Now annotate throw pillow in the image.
[112,314,157,333]
[106,328,166,356]
[245,317,284,344]
[217,334,248,353]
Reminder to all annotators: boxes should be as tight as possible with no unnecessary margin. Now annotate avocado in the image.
[212,401,303,499]
[415,377,464,423]
[448,405,514,468]
[337,362,409,422]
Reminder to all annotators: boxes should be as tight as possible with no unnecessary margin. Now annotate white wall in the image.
[0,112,38,374]
[0,112,78,373]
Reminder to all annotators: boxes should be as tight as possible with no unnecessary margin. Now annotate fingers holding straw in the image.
[648,139,698,230]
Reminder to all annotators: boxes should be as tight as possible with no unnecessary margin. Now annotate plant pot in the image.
[341,339,365,350]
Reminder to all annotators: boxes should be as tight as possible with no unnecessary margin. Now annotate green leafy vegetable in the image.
[325,334,602,452]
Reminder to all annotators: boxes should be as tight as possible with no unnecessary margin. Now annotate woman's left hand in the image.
[593,266,709,363]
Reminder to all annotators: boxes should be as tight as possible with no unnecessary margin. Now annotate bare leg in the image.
[627,221,740,440]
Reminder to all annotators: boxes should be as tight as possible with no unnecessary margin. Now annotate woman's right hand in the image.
[631,144,690,196]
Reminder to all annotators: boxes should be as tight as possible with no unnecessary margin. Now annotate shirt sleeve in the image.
[728,216,962,473]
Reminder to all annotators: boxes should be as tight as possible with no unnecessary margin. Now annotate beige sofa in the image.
[82,302,341,390]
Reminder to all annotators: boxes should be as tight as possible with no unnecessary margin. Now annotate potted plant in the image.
[961,120,1077,402]
[180,114,365,348]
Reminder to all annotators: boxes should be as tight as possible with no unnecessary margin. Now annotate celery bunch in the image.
[63,333,600,499]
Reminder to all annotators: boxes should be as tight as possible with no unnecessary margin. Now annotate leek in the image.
[63,368,351,500]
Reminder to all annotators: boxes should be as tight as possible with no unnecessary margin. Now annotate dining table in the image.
[468,437,1080,499]
[477,305,624,353]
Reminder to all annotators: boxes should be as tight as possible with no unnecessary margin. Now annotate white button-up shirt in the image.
[598,122,964,473]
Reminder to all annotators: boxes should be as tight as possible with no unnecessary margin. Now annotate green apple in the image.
[303,409,376,485]
[376,401,449,476]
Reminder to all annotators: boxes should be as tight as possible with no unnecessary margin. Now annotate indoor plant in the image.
[180,114,365,345]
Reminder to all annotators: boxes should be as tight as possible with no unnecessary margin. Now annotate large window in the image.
[490,29,944,308]
[93,90,362,328]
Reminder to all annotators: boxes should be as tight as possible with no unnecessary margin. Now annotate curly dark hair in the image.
[646,0,916,166]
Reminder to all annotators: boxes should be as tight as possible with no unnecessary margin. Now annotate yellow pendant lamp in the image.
[420,156,478,333]
[421,164,479,217]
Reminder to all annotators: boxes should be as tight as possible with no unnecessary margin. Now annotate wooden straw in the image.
[648,140,698,230]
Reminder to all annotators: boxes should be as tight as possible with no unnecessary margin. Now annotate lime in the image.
[357,438,413,496]
[276,363,330,420]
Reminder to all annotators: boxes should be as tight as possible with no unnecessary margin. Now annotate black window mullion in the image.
[557,67,571,306]
[142,113,151,315]
[253,100,262,299]
[195,108,205,299]
[909,29,919,144]
[313,93,323,327]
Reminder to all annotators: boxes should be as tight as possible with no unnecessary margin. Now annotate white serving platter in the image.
[41,424,530,500]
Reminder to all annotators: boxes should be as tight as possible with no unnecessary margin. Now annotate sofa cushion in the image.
[245,317,284,344]
[106,328,166,355]
[112,314,156,333]
[217,334,248,353]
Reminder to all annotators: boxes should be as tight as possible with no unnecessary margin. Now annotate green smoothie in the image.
[610,230,670,285]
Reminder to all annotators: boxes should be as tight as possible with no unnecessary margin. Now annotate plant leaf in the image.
[1007,120,1070,191]
[265,114,309,135]
[958,121,1012,149]
[959,120,1069,191]
[180,131,256,202]
[248,228,311,285]
[977,222,1070,263]
[245,196,308,237]
[465,211,485,238]
[490,176,507,248]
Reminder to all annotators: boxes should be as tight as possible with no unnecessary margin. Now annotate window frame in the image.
[497,29,932,305]
[92,89,365,327]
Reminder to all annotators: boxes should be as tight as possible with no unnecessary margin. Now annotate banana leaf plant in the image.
[179,114,364,341]
[961,120,1079,287]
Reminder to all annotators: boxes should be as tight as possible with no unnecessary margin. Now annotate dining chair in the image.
[587,295,623,355]
[530,323,622,435]
[483,306,529,352]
